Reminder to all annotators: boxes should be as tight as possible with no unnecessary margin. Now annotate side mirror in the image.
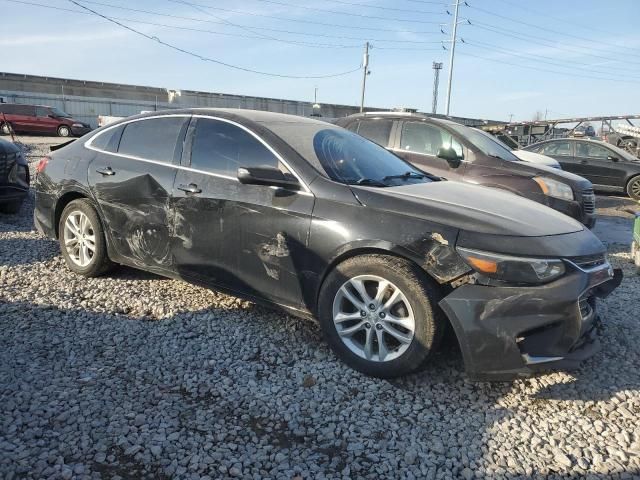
[437,147,462,168]
[607,155,619,162]
[237,166,300,190]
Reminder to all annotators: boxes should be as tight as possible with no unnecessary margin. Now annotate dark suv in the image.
[0,104,91,137]
[0,138,29,213]
[335,112,597,228]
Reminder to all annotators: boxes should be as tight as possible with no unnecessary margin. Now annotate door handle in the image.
[96,167,116,176]
[177,183,202,194]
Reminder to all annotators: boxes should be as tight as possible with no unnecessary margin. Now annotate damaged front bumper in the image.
[439,259,623,381]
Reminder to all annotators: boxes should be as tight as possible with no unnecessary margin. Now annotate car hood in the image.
[354,180,585,237]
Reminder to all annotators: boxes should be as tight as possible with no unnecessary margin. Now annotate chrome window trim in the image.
[84,113,313,196]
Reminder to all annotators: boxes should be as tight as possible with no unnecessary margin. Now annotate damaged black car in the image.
[34,109,622,380]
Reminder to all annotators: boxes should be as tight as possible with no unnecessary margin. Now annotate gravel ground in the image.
[1,137,640,479]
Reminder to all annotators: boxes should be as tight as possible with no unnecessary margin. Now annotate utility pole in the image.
[508,113,514,123]
[314,86,318,104]
[360,42,370,113]
[432,62,443,114]
[445,0,460,116]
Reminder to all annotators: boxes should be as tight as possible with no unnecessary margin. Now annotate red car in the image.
[0,103,92,137]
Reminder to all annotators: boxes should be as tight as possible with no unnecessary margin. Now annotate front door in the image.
[87,115,190,269]
[573,141,627,188]
[171,116,314,308]
[393,121,465,180]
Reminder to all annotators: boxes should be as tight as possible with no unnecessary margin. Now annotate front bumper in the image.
[440,260,622,381]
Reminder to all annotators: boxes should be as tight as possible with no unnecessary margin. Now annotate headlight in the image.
[72,123,84,128]
[457,247,565,284]
[533,177,574,200]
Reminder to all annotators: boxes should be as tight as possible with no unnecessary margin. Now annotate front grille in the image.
[582,188,596,215]
[568,253,607,270]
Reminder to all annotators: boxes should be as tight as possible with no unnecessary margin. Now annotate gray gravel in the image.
[1,137,640,479]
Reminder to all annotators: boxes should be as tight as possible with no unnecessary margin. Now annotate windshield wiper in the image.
[382,171,426,181]
[346,178,388,187]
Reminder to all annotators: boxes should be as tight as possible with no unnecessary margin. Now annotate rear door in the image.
[534,140,579,174]
[573,140,626,187]
[87,115,190,269]
[12,105,38,133]
[394,121,465,179]
[171,116,314,308]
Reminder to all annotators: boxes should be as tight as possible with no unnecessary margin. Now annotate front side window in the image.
[49,107,72,118]
[540,141,572,156]
[190,118,280,177]
[356,119,393,147]
[400,122,463,158]
[576,142,610,158]
[118,117,188,164]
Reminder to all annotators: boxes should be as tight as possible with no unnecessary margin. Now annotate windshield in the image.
[264,122,433,187]
[606,142,638,162]
[50,107,72,118]
[449,124,520,161]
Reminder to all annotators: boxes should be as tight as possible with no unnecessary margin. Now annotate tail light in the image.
[36,156,50,174]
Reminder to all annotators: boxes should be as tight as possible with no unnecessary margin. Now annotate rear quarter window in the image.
[356,119,393,147]
[89,125,124,153]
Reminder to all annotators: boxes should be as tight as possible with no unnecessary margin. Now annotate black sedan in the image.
[0,138,29,214]
[524,138,640,200]
[34,109,621,380]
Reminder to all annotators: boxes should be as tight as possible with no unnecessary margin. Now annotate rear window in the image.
[118,117,188,164]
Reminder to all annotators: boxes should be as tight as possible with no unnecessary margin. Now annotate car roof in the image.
[131,108,331,127]
[341,111,462,126]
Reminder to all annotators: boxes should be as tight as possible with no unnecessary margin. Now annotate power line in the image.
[313,0,442,15]
[464,40,640,79]
[457,50,640,84]
[467,3,640,58]
[182,0,446,24]
[79,0,445,32]
[3,0,450,47]
[470,21,640,68]
[66,0,362,79]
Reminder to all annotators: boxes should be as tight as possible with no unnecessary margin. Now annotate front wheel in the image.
[59,199,113,277]
[57,125,71,137]
[318,254,444,378]
[627,176,640,201]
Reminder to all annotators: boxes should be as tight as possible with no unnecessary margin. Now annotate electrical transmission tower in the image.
[432,62,443,114]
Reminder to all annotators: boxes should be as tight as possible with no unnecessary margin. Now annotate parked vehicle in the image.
[476,129,561,169]
[633,212,640,273]
[335,112,597,228]
[0,138,29,213]
[523,138,640,200]
[34,109,622,380]
[0,104,91,137]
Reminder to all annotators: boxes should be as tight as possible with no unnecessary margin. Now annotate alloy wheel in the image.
[630,178,640,199]
[63,210,96,267]
[332,275,416,362]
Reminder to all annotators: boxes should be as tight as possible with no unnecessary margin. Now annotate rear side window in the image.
[35,107,49,117]
[90,125,124,153]
[2,105,34,116]
[539,141,572,156]
[190,118,280,177]
[356,120,393,146]
[118,117,188,164]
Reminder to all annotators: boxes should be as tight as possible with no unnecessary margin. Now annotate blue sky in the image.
[1,0,639,121]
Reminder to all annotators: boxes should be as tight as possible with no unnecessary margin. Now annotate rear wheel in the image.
[59,199,113,277]
[627,176,640,201]
[1,122,12,135]
[57,125,71,137]
[318,254,444,378]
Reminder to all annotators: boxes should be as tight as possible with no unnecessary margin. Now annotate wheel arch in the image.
[54,190,94,238]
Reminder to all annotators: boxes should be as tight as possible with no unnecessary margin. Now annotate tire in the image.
[0,199,23,214]
[58,199,113,277]
[57,125,71,137]
[318,254,444,378]
[1,122,12,135]
[626,176,640,201]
